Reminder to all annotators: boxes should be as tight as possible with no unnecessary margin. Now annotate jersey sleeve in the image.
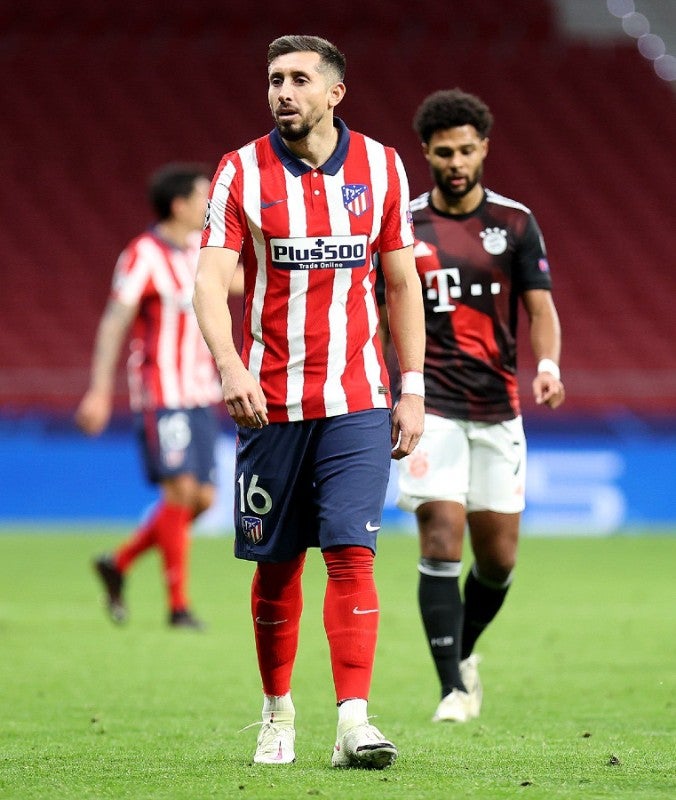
[514,213,553,293]
[201,153,245,252]
[377,149,415,254]
[110,240,152,307]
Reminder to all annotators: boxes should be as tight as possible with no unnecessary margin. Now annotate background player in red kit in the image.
[384,89,565,723]
[76,163,224,630]
[193,35,425,768]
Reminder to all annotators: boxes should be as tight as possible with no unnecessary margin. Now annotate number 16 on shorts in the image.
[237,473,272,545]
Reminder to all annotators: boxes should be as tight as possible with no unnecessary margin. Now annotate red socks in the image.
[115,501,192,613]
[251,546,378,704]
[252,553,305,696]
[114,503,161,572]
[323,546,378,703]
[154,503,192,612]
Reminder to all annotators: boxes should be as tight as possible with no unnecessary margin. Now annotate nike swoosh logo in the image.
[260,198,286,209]
[255,617,288,625]
[352,607,379,615]
[365,522,380,532]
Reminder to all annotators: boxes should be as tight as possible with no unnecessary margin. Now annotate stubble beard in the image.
[435,164,483,204]
[274,116,312,142]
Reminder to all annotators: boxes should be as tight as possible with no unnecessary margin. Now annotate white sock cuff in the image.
[262,692,294,714]
[471,562,514,589]
[337,698,368,728]
[418,558,463,578]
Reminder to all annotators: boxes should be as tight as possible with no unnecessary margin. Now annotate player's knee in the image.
[323,545,374,580]
[418,520,464,561]
[421,536,461,561]
[474,555,515,586]
[162,474,204,511]
[193,484,216,517]
[417,504,465,560]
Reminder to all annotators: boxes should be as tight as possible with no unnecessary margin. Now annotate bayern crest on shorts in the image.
[342,184,371,217]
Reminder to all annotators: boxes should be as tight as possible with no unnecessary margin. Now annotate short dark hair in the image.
[147,163,209,221]
[267,35,346,82]
[413,89,494,144]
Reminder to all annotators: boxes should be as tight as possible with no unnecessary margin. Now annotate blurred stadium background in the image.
[0,0,674,535]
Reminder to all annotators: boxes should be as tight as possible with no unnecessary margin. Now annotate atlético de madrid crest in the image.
[242,515,263,544]
[342,184,371,217]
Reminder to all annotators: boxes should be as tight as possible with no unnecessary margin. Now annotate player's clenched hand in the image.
[75,389,112,436]
[220,359,269,428]
[533,373,565,410]
[390,393,425,460]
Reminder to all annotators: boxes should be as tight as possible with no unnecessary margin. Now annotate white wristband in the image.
[401,371,425,397]
[537,358,560,381]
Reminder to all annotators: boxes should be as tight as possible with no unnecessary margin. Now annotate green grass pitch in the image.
[0,529,674,799]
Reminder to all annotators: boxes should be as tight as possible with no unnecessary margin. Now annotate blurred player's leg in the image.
[92,554,127,624]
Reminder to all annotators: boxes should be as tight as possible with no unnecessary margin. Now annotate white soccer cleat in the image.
[432,654,483,722]
[460,654,483,719]
[253,722,296,764]
[331,722,398,769]
[432,688,473,722]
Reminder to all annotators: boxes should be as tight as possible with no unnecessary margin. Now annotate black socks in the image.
[418,558,466,697]
[461,564,512,660]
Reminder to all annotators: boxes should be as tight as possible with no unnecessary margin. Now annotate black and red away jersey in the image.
[410,188,553,422]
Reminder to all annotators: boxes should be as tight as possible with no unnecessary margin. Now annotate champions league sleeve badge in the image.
[342,184,371,217]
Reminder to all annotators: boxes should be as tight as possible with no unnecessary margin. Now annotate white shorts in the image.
[397,414,526,514]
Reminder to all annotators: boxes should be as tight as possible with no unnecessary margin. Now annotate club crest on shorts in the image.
[242,515,263,544]
[342,184,371,217]
[407,449,430,479]
[162,449,186,469]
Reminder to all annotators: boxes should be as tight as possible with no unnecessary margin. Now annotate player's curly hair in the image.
[413,89,493,144]
[267,35,346,82]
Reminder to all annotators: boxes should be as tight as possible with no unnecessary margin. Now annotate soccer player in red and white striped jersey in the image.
[76,163,225,630]
[193,35,426,768]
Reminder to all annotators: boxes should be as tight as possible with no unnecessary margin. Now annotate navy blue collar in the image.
[269,118,350,177]
[148,224,185,251]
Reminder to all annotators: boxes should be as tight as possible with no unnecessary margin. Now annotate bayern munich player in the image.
[193,36,425,768]
[383,89,565,724]
[76,164,224,630]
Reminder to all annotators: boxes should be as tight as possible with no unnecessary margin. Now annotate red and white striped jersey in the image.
[111,228,222,412]
[202,119,414,423]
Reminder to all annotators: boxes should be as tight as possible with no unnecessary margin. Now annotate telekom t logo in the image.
[424,268,461,312]
[424,268,502,313]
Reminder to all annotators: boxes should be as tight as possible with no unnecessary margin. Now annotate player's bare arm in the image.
[374,302,425,460]
[380,246,426,458]
[523,288,565,410]
[229,262,245,297]
[75,299,137,435]
[193,247,269,428]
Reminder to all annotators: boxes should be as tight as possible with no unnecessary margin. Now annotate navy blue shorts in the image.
[135,406,219,485]
[234,409,392,562]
